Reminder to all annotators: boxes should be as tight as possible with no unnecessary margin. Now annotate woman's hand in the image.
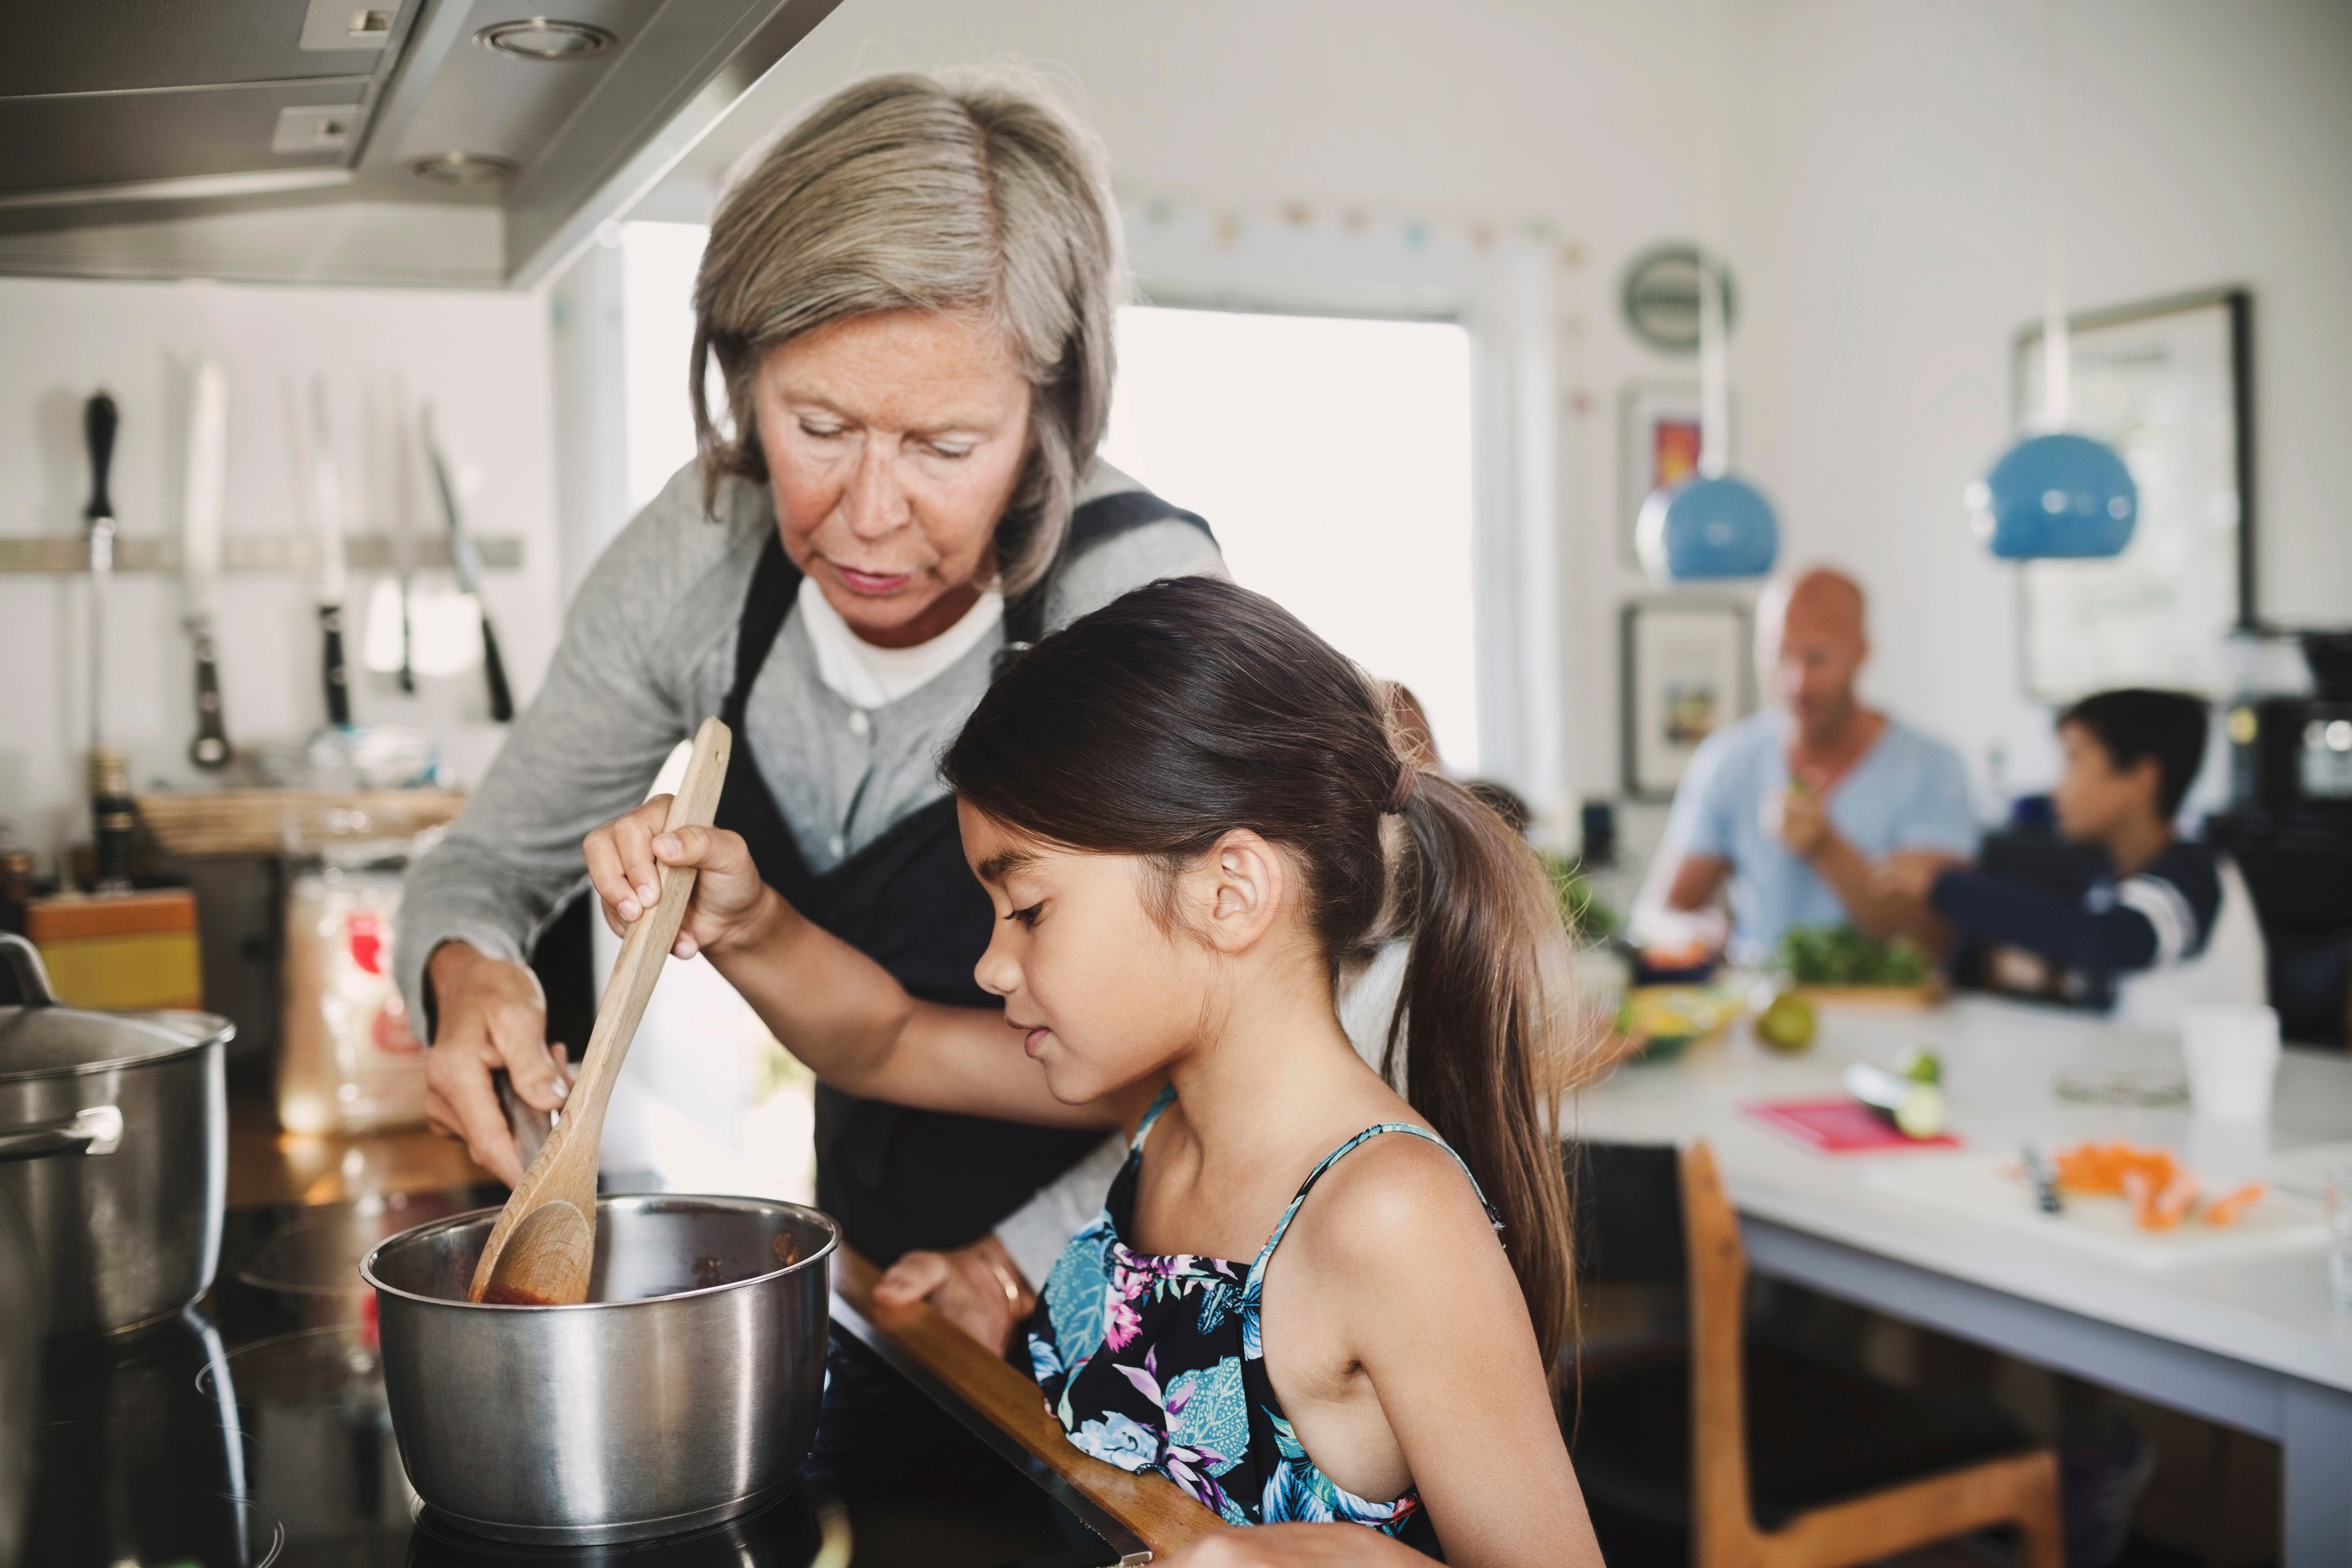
[423,941,573,1186]
[872,1237,1037,1353]
[1161,1524,1428,1566]
[581,797,780,961]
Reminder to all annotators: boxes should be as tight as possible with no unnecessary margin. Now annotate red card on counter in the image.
[1742,1098,1961,1152]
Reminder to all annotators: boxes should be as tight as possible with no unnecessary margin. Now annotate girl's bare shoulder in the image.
[1280,1123,1501,1278]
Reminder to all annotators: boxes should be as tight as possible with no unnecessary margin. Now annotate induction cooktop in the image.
[22,1193,1128,1568]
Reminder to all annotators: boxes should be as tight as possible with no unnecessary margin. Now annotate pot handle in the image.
[0,1105,123,1163]
[0,933,58,1008]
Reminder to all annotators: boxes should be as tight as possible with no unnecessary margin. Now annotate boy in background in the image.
[1880,689,2266,1025]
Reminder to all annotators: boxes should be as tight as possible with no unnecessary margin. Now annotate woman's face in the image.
[959,803,1216,1107]
[754,309,1033,649]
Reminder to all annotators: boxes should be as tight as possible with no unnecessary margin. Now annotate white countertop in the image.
[1570,993,2352,1393]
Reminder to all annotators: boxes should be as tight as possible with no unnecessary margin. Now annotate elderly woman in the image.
[396,71,1221,1346]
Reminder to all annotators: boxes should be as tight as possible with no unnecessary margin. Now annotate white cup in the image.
[2181,1002,2282,1123]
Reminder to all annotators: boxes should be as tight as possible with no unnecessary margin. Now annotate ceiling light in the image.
[475,19,617,61]
[410,153,520,187]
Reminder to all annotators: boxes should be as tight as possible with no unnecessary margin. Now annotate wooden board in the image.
[26,889,195,939]
[1799,982,1946,1010]
[831,1247,1220,1559]
[225,1080,491,1209]
[137,789,467,857]
[1864,1152,2325,1268]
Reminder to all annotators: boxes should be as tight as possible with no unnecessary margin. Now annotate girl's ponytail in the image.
[1388,772,1574,1365]
[944,576,1577,1367]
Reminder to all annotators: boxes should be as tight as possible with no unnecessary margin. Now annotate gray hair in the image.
[690,68,1124,595]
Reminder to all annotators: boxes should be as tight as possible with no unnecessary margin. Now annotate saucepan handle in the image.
[0,932,58,1008]
[0,1105,123,1164]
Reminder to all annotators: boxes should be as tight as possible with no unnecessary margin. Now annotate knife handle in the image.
[190,631,231,770]
[321,604,351,726]
[85,393,117,521]
[479,611,515,724]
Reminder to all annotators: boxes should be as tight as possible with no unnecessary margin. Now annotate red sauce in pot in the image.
[481,1282,560,1306]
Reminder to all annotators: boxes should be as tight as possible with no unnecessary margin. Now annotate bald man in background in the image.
[1646,568,1975,959]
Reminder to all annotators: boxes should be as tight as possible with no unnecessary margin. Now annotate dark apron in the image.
[713,491,1211,1265]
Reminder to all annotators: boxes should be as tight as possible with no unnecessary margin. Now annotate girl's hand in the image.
[1162,1524,1426,1566]
[581,798,777,960]
[871,1236,1037,1353]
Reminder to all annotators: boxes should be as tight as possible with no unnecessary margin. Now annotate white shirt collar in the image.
[795,573,1005,710]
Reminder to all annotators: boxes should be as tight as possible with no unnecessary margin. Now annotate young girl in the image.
[583,577,1601,1565]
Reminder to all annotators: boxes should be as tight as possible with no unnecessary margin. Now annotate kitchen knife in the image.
[2020,1143,2065,1215]
[182,360,231,769]
[308,380,352,727]
[83,392,117,756]
[422,406,513,723]
[389,373,417,694]
[84,392,135,890]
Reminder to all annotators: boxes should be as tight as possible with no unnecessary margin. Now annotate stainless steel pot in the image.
[0,1190,35,1568]
[0,933,230,1338]
[363,1194,837,1545]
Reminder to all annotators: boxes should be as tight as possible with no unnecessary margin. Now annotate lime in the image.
[1755,991,1817,1053]
[1893,1084,1946,1139]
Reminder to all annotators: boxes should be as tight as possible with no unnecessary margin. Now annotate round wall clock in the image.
[1620,243,1737,354]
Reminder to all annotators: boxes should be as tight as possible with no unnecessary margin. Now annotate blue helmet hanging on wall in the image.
[1965,432,2137,560]
[1637,473,1781,581]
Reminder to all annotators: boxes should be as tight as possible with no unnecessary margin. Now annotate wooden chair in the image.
[1566,1141,2065,1568]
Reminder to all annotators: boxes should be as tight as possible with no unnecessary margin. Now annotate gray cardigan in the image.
[395,457,1225,1279]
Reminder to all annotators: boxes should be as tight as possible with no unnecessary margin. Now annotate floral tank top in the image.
[1025,1087,1499,1533]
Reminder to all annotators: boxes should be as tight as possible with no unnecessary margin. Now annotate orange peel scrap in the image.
[2049,1141,2263,1231]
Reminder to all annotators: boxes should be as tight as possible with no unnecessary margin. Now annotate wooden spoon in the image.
[468,716,733,1306]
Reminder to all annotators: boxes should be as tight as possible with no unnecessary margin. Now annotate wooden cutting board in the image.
[1864,1152,2326,1268]
[137,789,466,857]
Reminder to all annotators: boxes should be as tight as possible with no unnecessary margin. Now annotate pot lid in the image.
[0,934,232,1079]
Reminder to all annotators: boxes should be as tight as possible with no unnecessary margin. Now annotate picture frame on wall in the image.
[2013,287,2253,703]
[1622,599,1754,801]
[1618,382,1705,564]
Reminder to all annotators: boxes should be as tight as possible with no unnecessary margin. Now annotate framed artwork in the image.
[1622,599,1754,801]
[2013,288,2253,702]
[1618,382,1705,564]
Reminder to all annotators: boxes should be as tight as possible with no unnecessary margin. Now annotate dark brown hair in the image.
[2059,688,2210,819]
[943,576,1574,1362]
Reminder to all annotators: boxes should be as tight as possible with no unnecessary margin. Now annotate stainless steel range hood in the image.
[0,0,840,289]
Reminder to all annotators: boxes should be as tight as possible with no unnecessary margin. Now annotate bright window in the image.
[621,222,711,510]
[1100,307,1480,769]
[614,238,1482,769]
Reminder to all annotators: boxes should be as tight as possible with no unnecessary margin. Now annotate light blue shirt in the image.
[1662,710,1975,958]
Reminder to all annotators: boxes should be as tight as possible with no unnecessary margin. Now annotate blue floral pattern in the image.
[1027,1088,1499,1536]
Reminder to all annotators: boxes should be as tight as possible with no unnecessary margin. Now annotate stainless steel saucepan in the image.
[363,1193,837,1545]
[0,932,230,1338]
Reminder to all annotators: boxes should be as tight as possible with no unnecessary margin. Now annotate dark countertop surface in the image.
[26,1190,1124,1568]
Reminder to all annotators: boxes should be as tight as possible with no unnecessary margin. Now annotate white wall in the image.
[633,0,2352,838]
[1730,0,2352,802]
[633,0,1721,832]
[0,277,561,863]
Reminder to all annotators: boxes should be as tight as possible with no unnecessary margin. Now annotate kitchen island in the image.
[1574,993,2352,1567]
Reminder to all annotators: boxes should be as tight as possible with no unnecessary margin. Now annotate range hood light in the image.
[476,19,618,61]
[411,153,521,187]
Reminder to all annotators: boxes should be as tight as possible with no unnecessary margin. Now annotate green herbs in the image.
[1539,851,1622,944]
[1775,923,1931,988]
